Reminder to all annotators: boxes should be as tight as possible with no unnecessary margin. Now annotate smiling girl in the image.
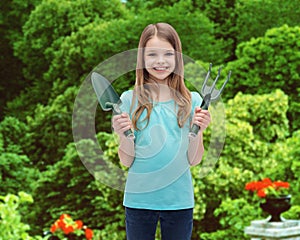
[112,23,211,240]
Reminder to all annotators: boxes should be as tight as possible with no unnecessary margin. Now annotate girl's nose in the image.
[157,54,166,64]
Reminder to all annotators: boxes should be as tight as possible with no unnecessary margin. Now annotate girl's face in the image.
[144,37,176,82]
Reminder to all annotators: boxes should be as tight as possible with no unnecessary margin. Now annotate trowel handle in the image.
[189,94,210,137]
[123,129,134,139]
[110,103,135,139]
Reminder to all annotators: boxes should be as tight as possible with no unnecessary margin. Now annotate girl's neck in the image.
[148,75,169,85]
[146,80,173,102]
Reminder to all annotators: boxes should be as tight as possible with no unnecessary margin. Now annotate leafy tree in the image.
[0,117,39,195]
[0,142,39,196]
[125,0,181,12]
[0,116,28,152]
[235,0,300,43]
[0,0,41,119]
[0,0,41,41]
[226,90,289,142]
[224,25,300,132]
[198,0,238,62]
[24,86,78,169]
[14,0,128,83]
[9,0,129,118]
[186,0,300,62]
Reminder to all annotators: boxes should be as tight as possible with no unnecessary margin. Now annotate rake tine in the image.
[219,70,231,93]
[201,63,212,94]
[211,70,232,100]
[209,66,222,95]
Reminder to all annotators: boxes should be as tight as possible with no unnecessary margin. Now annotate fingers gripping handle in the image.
[189,94,211,137]
[106,102,135,139]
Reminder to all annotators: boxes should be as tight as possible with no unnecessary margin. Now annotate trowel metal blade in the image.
[91,72,121,111]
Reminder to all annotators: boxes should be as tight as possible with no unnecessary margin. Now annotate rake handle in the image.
[189,94,211,137]
[106,102,135,139]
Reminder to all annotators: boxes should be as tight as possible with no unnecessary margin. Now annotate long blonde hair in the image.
[131,23,191,130]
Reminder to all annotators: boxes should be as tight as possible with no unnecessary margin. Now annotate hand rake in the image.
[189,63,231,137]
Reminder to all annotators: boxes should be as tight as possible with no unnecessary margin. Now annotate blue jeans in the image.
[125,207,193,240]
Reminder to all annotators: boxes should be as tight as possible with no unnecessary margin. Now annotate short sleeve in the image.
[119,90,133,114]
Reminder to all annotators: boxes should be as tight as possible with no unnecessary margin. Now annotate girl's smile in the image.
[144,37,176,82]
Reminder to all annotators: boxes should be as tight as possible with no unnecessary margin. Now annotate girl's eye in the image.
[166,52,174,56]
[147,53,156,57]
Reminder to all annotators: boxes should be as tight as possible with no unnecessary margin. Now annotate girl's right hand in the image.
[112,113,133,137]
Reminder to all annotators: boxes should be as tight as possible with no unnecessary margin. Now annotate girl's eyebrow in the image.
[144,48,175,52]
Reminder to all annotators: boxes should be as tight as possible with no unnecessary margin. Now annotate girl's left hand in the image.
[192,107,211,132]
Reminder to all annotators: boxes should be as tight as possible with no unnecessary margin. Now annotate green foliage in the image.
[0,118,40,195]
[289,131,300,203]
[24,86,77,169]
[227,89,289,142]
[0,147,39,196]
[0,192,43,240]
[96,221,126,240]
[200,229,238,240]
[196,0,300,61]
[0,0,41,119]
[9,0,129,118]
[0,0,41,41]
[264,130,300,186]
[200,198,262,240]
[225,25,300,131]
[282,205,300,220]
[92,181,126,239]
[125,0,181,12]
[0,116,28,153]
[235,0,300,43]
[216,198,261,231]
[14,0,128,82]
[199,0,237,62]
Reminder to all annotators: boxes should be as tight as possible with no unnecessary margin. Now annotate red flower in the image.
[274,181,290,189]
[245,178,290,198]
[57,219,65,228]
[257,189,266,198]
[75,220,83,229]
[245,182,257,191]
[85,228,93,240]
[50,223,58,233]
[50,214,93,239]
[62,225,74,234]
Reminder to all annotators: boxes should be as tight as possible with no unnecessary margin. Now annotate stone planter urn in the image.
[260,195,291,222]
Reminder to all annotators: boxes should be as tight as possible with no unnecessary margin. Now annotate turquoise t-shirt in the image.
[119,90,202,210]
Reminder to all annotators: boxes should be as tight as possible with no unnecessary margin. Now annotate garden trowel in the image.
[91,72,134,138]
